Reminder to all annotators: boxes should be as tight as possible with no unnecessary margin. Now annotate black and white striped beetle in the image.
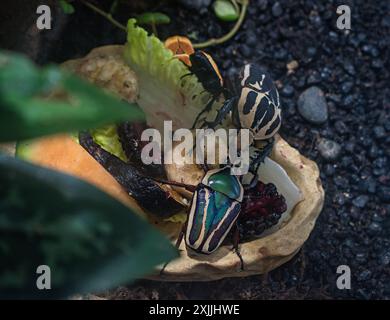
[234,64,281,140]
[203,64,282,182]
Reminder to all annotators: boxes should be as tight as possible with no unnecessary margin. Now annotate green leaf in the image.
[91,125,127,162]
[59,0,75,15]
[0,155,178,298]
[0,50,144,142]
[124,19,219,132]
[136,12,171,25]
[213,0,239,22]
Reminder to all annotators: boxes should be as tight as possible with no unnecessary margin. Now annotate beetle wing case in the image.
[185,186,241,254]
[184,167,244,254]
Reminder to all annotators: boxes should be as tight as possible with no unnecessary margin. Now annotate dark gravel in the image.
[3,0,389,300]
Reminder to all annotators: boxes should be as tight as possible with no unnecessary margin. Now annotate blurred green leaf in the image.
[213,0,239,22]
[136,12,171,25]
[0,155,178,298]
[59,0,75,14]
[0,50,144,142]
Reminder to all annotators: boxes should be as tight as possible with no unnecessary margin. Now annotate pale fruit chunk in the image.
[17,134,145,216]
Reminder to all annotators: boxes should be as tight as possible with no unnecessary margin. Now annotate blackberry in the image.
[238,181,287,241]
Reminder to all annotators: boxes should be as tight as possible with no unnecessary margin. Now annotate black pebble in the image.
[352,195,369,208]
[341,81,354,94]
[373,126,386,139]
[239,44,252,58]
[307,47,317,57]
[307,71,321,85]
[368,222,382,236]
[372,59,384,69]
[257,0,268,11]
[245,31,257,46]
[281,84,294,97]
[271,2,283,17]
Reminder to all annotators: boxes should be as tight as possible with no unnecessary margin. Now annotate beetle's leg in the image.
[224,72,240,98]
[224,73,242,126]
[249,138,275,173]
[200,163,209,173]
[242,138,275,188]
[203,96,238,129]
[243,176,258,190]
[152,178,198,193]
[232,222,244,271]
[160,222,187,276]
[191,96,216,129]
[244,146,262,188]
[222,86,234,100]
[180,72,192,80]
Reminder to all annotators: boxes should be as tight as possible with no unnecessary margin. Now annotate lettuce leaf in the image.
[124,19,216,132]
[164,212,187,224]
[91,125,127,162]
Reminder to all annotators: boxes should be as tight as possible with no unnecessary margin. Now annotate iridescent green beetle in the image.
[157,166,245,273]
[185,167,244,254]
[159,167,244,254]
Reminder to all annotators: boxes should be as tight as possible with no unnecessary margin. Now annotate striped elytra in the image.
[236,64,281,140]
[189,51,224,97]
[185,168,244,254]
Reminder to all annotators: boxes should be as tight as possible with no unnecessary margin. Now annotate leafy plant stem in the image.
[151,22,158,37]
[192,0,249,49]
[230,0,239,13]
[81,0,126,31]
[109,0,119,15]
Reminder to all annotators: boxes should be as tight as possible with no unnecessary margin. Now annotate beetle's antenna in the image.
[152,178,197,193]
